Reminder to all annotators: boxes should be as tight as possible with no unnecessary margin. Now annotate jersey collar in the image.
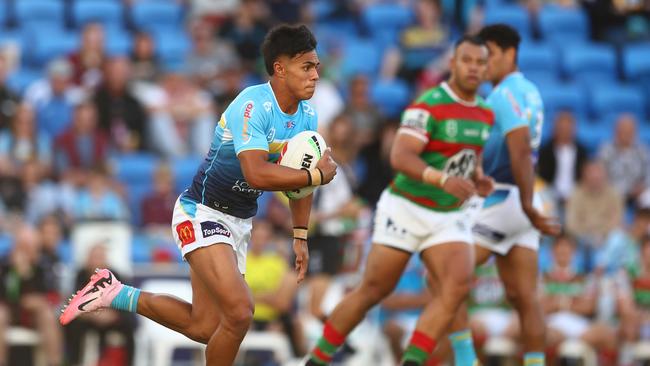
[266,82,301,118]
[440,81,478,107]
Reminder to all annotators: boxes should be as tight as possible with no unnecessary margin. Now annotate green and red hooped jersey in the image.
[390,82,494,212]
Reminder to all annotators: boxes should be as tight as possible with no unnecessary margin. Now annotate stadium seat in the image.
[172,155,203,194]
[483,5,531,39]
[0,234,12,257]
[539,5,589,43]
[576,121,609,154]
[72,0,124,28]
[152,30,192,69]
[131,233,151,263]
[540,83,587,121]
[562,43,617,85]
[26,30,79,67]
[6,69,44,96]
[370,79,412,118]
[15,0,65,30]
[589,83,645,120]
[127,182,153,227]
[518,43,557,75]
[362,3,413,47]
[341,38,382,78]
[622,43,650,80]
[131,1,184,33]
[104,27,133,56]
[111,153,158,187]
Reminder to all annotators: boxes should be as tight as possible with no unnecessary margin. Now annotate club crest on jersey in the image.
[263,101,272,112]
[446,120,458,138]
[266,127,276,143]
[200,221,231,238]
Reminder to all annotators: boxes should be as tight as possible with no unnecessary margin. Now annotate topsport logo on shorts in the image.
[200,221,232,238]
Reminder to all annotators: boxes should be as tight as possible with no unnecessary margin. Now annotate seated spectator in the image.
[93,57,148,153]
[22,160,75,226]
[598,114,650,205]
[342,75,384,147]
[68,23,105,90]
[23,58,85,139]
[64,244,135,366]
[595,207,650,274]
[37,215,64,296]
[147,72,215,157]
[566,160,624,248]
[218,1,269,70]
[245,220,303,356]
[141,163,176,240]
[357,121,397,208]
[54,101,109,184]
[537,111,588,203]
[130,32,160,83]
[73,165,129,222]
[542,234,618,365]
[379,257,430,362]
[0,103,52,178]
[0,55,19,131]
[0,224,63,366]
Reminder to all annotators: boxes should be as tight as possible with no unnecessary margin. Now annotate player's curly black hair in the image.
[261,24,317,76]
[454,34,485,49]
[477,24,521,53]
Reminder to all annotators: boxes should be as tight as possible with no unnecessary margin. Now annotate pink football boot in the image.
[59,268,123,325]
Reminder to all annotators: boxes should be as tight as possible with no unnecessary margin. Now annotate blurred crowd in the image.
[0,0,647,365]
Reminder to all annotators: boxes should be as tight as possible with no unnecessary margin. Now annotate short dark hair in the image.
[261,24,317,76]
[454,34,485,49]
[478,24,521,53]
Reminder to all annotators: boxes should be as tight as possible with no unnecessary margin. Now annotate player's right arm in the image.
[390,108,476,201]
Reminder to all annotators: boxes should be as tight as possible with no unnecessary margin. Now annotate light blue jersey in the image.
[482,72,544,184]
[185,82,318,219]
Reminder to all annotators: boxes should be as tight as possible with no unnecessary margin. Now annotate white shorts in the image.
[547,311,590,339]
[171,195,252,274]
[471,184,541,256]
[372,190,479,253]
[470,308,513,337]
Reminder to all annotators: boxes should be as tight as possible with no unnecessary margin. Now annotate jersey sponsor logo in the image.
[472,223,506,242]
[402,108,430,132]
[386,218,408,238]
[176,220,196,247]
[241,100,254,144]
[231,180,263,197]
[481,126,490,141]
[444,149,477,179]
[505,90,522,117]
[200,221,231,238]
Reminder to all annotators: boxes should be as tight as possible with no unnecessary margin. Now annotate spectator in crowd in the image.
[0,55,19,132]
[342,75,383,147]
[356,121,397,208]
[0,103,52,178]
[218,0,270,69]
[599,113,650,205]
[23,58,85,139]
[22,160,75,226]
[185,19,239,93]
[68,23,106,90]
[64,244,135,366]
[130,32,160,83]
[596,208,650,274]
[542,235,618,365]
[537,111,589,203]
[245,220,303,356]
[93,57,148,153]
[0,224,63,366]
[380,257,430,362]
[54,101,109,185]
[566,160,624,248]
[309,77,345,131]
[73,165,129,222]
[141,163,176,235]
[37,215,64,299]
[148,72,215,157]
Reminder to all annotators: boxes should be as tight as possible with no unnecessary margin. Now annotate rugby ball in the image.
[278,130,327,199]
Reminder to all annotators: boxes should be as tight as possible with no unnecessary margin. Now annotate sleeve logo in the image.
[241,100,254,144]
[402,108,430,131]
[176,220,196,247]
[200,221,232,238]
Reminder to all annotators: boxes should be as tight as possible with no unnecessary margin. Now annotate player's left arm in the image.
[289,194,313,284]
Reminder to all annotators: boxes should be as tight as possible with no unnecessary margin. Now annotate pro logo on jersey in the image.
[176,220,195,247]
[241,100,254,143]
[200,221,232,238]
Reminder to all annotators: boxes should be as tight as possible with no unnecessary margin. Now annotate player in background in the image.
[304,35,495,366]
[59,24,337,366]
[444,24,561,366]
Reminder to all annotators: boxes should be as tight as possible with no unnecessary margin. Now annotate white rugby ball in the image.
[278,130,327,199]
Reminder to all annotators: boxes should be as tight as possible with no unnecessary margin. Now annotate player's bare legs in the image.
[495,246,545,353]
[306,245,410,364]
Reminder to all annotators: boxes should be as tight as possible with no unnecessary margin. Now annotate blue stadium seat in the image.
[540,83,587,121]
[362,3,413,47]
[127,182,153,227]
[590,83,646,120]
[639,122,650,147]
[104,27,133,56]
[15,0,65,30]
[131,233,152,263]
[6,69,42,96]
[483,5,531,39]
[172,155,203,195]
[562,43,617,85]
[112,153,158,187]
[622,44,650,80]
[131,1,183,32]
[576,119,609,155]
[152,30,191,69]
[539,5,589,43]
[26,29,79,67]
[0,234,12,257]
[518,43,557,75]
[341,38,382,78]
[370,79,412,118]
[72,0,124,28]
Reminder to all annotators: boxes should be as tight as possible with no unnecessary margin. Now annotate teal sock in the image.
[449,329,478,366]
[110,285,141,312]
[524,352,545,366]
